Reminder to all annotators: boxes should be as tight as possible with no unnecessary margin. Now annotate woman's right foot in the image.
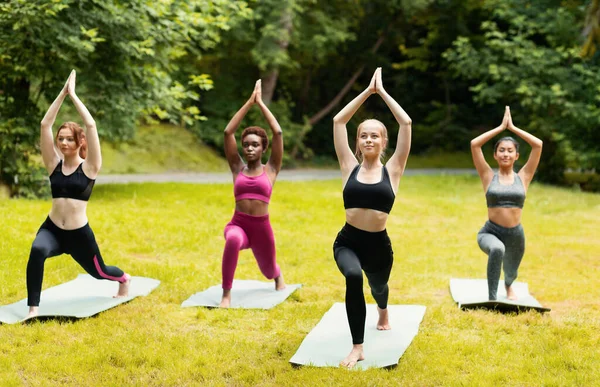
[340,344,365,369]
[27,307,39,319]
[377,307,391,330]
[220,289,232,308]
[505,285,518,300]
[114,274,131,298]
[274,274,286,291]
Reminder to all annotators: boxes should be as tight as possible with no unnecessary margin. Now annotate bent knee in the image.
[225,233,245,248]
[344,269,363,285]
[29,244,52,261]
[489,245,505,257]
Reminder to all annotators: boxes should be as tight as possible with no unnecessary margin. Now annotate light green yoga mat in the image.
[449,278,550,313]
[0,274,160,324]
[289,303,426,370]
[181,280,302,309]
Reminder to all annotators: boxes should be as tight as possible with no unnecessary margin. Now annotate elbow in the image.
[332,114,343,124]
[405,118,412,126]
[536,139,543,149]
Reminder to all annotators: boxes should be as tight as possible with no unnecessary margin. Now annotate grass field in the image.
[0,176,598,386]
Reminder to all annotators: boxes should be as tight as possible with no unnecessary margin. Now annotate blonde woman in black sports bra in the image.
[471,106,543,301]
[26,71,130,318]
[332,68,412,368]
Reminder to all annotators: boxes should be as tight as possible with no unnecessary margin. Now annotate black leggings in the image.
[27,217,128,307]
[333,223,393,345]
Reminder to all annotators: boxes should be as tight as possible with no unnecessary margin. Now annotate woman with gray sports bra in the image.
[470,106,543,301]
[332,68,412,368]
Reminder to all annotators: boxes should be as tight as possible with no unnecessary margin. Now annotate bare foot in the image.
[340,344,365,369]
[114,274,131,298]
[377,307,391,330]
[26,306,39,319]
[220,289,232,308]
[274,274,286,291]
[505,284,518,300]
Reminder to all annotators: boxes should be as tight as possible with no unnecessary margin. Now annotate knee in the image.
[29,243,50,262]
[344,269,363,287]
[371,283,388,296]
[489,244,505,258]
[225,233,244,249]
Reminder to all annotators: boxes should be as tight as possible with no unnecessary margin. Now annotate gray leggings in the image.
[477,220,525,300]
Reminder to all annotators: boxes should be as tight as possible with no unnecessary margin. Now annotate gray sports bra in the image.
[485,173,525,208]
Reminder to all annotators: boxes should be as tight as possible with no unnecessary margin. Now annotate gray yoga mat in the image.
[0,274,160,324]
[181,280,302,309]
[449,278,550,313]
[289,303,426,370]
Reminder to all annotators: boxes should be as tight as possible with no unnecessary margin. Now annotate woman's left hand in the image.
[375,67,385,94]
[67,69,76,96]
[255,79,263,105]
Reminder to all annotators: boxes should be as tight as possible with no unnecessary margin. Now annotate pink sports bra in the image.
[234,168,272,203]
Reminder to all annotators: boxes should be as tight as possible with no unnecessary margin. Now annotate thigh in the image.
[334,246,363,278]
[68,226,101,267]
[31,228,62,258]
[364,260,392,288]
[505,230,525,259]
[224,224,250,250]
[477,232,504,254]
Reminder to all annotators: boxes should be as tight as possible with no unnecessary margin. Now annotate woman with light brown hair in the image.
[332,68,412,368]
[26,71,130,318]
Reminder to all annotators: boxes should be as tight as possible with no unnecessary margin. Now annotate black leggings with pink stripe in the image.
[27,217,128,307]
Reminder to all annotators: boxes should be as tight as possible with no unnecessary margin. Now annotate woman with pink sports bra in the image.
[220,80,285,308]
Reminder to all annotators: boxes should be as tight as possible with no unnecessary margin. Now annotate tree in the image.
[0,0,249,196]
[444,0,600,183]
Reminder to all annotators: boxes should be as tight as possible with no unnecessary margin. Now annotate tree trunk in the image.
[308,33,386,126]
[261,6,293,105]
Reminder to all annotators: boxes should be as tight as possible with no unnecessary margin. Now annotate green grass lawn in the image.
[0,176,598,386]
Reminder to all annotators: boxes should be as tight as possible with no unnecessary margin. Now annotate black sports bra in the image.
[343,165,395,214]
[50,160,95,201]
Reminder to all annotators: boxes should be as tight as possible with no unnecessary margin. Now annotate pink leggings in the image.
[222,211,280,289]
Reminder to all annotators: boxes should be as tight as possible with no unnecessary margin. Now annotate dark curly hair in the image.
[241,126,269,150]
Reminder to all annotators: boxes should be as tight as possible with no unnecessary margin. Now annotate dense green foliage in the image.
[0,0,248,195]
[1,0,599,196]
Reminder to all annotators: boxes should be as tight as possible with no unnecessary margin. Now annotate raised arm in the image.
[506,107,543,187]
[223,82,258,173]
[377,68,412,180]
[470,107,509,190]
[255,80,283,176]
[67,72,101,178]
[40,72,71,174]
[332,70,377,178]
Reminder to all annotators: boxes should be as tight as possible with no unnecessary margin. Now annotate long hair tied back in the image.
[494,136,520,154]
[56,122,87,159]
[354,119,388,161]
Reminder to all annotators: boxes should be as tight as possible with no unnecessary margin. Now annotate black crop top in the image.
[343,165,395,214]
[50,160,95,201]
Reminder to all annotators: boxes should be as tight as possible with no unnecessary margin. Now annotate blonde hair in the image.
[354,119,388,161]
